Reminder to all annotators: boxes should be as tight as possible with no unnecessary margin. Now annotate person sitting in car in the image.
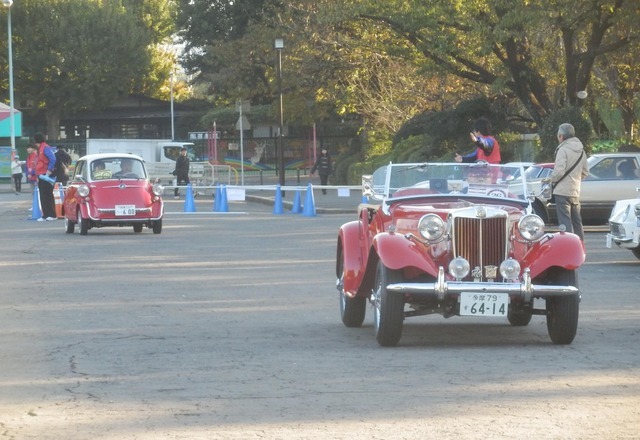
[617,159,637,179]
[113,158,137,178]
[92,161,111,180]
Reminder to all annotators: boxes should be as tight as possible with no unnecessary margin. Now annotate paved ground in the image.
[0,188,638,439]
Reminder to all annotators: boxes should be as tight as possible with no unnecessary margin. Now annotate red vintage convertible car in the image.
[336,162,584,346]
[63,154,164,235]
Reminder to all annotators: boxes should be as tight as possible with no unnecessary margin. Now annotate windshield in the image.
[90,157,147,180]
[369,162,530,202]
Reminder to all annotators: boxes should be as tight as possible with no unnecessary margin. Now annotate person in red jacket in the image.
[34,133,58,221]
[455,117,501,164]
[26,145,38,191]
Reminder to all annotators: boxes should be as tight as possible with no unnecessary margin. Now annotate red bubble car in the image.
[336,162,584,346]
[63,154,164,235]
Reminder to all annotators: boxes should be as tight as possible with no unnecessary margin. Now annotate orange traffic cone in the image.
[54,183,64,218]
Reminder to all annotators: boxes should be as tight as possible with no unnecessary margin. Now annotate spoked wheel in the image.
[337,248,366,327]
[372,260,404,347]
[546,268,580,344]
[64,217,75,234]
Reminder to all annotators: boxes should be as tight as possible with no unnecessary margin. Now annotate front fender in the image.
[522,232,585,278]
[373,232,439,277]
[338,221,366,297]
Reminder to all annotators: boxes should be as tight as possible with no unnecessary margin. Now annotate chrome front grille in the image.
[609,222,625,238]
[451,216,507,281]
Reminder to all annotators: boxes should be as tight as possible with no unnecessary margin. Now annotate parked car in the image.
[606,188,640,260]
[502,162,534,181]
[336,162,584,347]
[63,154,164,235]
[533,153,640,225]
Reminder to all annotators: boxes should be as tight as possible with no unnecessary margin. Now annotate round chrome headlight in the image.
[418,214,446,241]
[77,184,90,197]
[518,214,545,241]
[153,183,164,196]
[500,258,521,281]
[448,257,470,280]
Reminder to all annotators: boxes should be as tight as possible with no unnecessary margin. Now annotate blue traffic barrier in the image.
[219,185,229,213]
[273,185,284,215]
[302,183,316,217]
[184,184,196,212]
[290,188,302,214]
[30,187,42,220]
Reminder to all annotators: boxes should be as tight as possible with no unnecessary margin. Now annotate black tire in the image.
[152,218,162,234]
[337,249,366,327]
[133,224,143,233]
[546,269,579,345]
[78,212,89,235]
[373,260,404,347]
[64,217,75,234]
[632,247,640,260]
[507,305,533,326]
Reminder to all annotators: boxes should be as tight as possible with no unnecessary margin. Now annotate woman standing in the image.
[11,155,23,194]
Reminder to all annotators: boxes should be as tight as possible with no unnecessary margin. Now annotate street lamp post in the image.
[170,71,175,140]
[2,0,15,151]
[274,38,285,190]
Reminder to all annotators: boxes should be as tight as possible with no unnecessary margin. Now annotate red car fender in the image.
[338,220,366,297]
[76,199,91,220]
[521,232,586,278]
[373,232,440,276]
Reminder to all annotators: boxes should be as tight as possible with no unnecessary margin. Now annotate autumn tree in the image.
[2,0,176,141]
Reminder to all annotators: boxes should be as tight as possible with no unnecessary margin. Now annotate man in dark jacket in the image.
[173,147,190,198]
[311,148,333,194]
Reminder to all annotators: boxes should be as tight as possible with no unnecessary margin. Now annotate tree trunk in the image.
[45,107,61,142]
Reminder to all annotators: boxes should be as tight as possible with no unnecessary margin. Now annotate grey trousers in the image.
[554,194,584,240]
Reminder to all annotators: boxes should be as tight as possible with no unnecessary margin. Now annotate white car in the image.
[607,189,640,260]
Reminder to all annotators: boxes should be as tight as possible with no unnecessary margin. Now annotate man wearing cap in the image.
[172,147,190,198]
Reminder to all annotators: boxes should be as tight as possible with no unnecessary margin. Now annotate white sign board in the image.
[226,187,246,201]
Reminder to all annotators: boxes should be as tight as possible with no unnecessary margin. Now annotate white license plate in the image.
[460,292,509,317]
[115,205,136,216]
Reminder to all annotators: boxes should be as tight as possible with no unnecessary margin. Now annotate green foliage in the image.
[392,97,507,161]
[391,134,439,163]
[0,0,174,139]
[537,107,593,162]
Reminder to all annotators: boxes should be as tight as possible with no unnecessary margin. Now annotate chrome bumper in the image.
[386,267,578,303]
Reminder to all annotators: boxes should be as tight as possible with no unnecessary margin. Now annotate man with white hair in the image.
[550,123,589,240]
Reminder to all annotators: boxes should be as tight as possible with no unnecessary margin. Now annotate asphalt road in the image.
[1,192,639,439]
